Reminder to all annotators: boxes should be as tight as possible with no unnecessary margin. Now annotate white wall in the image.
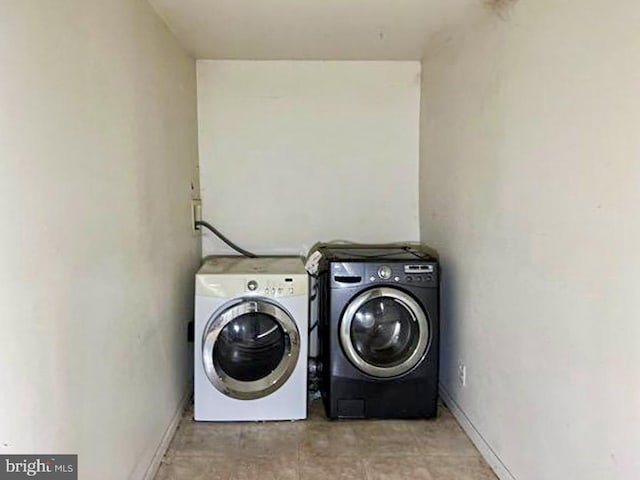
[419,2,640,480]
[0,1,200,479]
[197,60,421,256]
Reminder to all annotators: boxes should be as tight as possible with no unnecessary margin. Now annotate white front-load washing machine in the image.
[194,256,308,421]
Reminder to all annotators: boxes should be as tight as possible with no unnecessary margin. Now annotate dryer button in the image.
[247,280,258,291]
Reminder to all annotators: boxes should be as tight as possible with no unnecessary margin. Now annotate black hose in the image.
[195,220,257,258]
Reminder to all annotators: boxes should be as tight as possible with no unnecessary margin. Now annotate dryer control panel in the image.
[196,274,308,298]
[247,277,304,297]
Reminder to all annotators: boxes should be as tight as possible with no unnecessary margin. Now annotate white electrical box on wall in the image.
[191,199,202,234]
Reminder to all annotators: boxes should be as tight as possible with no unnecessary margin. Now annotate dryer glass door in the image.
[340,287,429,378]
[202,299,300,399]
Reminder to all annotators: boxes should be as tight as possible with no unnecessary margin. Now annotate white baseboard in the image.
[439,385,516,480]
[141,386,192,480]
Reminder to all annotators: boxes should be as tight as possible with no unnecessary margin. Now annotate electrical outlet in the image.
[458,362,467,387]
[191,199,202,234]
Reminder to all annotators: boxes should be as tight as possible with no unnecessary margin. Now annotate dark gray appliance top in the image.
[316,243,437,262]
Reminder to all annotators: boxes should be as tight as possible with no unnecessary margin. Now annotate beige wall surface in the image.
[419,2,640,479]
[197,60,421,256]
[0,1,200,478]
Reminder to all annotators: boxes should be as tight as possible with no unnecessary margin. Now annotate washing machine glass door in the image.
[202,299,300,400]
[340,287,429,378]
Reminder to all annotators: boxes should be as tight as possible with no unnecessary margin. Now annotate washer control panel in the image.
[330,262,438,288]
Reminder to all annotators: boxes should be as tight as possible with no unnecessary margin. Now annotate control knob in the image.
[377,265,392,280]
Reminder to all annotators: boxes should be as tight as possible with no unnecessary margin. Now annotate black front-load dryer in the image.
[315,244,439,419]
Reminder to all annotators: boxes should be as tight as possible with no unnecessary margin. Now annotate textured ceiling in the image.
[147,0,480,60]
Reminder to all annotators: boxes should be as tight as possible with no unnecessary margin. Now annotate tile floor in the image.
[156,399,497,480]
